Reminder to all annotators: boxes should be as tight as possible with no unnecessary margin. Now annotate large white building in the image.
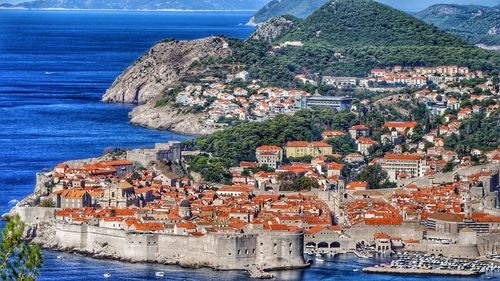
[376,154,429,182]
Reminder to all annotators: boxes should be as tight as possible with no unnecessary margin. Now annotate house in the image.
[217,185,254,197]
[345,153,364,164]
[356,138,379,156]
[55,163,68,174]
[256,145,283,169]
[346,181,368,191]
[458,108,472,120]
[326,162,343,178]
[322,130,345,140]
[349,125,370,139]
[57,189,92,209]
[384,121,417,136]
[285,141,333,158]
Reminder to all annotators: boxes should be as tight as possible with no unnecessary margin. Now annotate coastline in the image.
[0,8,258,12]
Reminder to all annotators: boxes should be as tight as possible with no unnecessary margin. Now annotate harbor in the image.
[362,252,500,276]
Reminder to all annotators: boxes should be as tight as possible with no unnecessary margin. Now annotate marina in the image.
[363,252,500,276]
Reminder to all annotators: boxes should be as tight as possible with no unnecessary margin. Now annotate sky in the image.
[2,0,500,11]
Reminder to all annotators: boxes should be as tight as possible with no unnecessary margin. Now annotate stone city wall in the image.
[345,222,424,242]
[51,223,306,270]
[406,243,479,258]
[398,163,500,187]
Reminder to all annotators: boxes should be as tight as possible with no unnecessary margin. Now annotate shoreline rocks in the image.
[128,103,221,136]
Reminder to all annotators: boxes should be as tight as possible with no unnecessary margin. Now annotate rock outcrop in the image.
[248,16,296,42]
[129,103,220,136]
[102,36,232,104]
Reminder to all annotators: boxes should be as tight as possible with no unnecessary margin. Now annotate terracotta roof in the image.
[384,121,417,128]
[383,154,423,161]
[256,145,282,151]
[286,141,311,147]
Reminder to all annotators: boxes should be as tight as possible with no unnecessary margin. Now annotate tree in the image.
[278,172,319,191]
[0,215,43,281]
[358,164,395,189]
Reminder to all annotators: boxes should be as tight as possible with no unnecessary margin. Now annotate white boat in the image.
[316,258,325,262]
[352,268,359,272]
[56,255,64,260]
[155,272,165,277]
[103,273,111,278]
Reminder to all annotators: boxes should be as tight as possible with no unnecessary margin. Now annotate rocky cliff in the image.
[102,37,232,104]
[248,16,296,42]
[129,103,220,135]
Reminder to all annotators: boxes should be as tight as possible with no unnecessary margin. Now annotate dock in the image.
[362,266,483,276]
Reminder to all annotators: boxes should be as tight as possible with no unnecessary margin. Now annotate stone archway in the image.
[306,242,316,249]
[318,242,329,248]
[330,241,341,248]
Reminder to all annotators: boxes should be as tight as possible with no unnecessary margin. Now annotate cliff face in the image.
[129,103,220,136]
[102,37,232,104]
[249,16,296,42]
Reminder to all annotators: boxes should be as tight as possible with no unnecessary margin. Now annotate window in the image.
[238,250,241,255]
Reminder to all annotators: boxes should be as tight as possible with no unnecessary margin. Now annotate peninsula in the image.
[102,0,499,135]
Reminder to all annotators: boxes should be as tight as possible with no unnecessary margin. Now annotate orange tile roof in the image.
[256,145,282,151]
[384,121,417,128]
[286,141,311,147]
[383,154,423,161]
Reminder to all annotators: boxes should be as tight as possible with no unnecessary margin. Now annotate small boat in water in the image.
[155,272,165,277]
[352,268,359,272]
[56,255,64,260]
[316,258,325,262]
[103,273,111,278]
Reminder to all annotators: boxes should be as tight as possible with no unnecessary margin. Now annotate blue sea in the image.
[0,10,495,281]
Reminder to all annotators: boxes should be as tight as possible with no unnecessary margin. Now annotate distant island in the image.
[0,0,271,11]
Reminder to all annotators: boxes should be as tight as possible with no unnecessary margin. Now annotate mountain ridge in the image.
[415,4,500,46]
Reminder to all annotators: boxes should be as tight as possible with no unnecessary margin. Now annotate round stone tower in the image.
[179,199,192,219]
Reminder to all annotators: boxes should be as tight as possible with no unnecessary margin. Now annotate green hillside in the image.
[415,4,500,46]
[235,0,499,84]
[279,0,467,47]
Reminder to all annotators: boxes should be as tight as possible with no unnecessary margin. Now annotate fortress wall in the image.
[15,207,56,225]
[55,224,85,249]
[213,233,258,269]
[125,234,159,261]
[398,163,500,187]
[406,243,479,258]
[49,223,307,269]
[346,222,423,242]
[257,231,305,269]
[477,233,500,256]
